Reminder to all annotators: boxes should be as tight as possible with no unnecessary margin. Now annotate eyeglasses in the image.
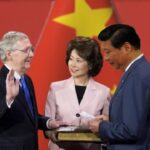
[15,46,34,54]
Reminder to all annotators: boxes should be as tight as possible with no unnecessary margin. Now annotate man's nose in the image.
[29,50,34,57]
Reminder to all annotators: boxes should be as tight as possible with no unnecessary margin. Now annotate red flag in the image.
[28,0,121,149]
[112,0,150,61]
[29,0,121,100]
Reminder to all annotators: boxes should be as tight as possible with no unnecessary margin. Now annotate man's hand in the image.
[48,120,67,129]
[95,114,109,121]
[45,130,58,143]
[89,115,109,133]
[6,70,19,103]
[46,120,68,143]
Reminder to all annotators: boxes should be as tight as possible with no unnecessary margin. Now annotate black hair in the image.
[98,24,140,50]
[66,36,103,77]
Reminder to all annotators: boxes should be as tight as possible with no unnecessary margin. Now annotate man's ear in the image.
[123,42,132,54]
[5,50,12,60]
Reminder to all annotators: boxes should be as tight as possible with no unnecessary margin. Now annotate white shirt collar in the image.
[125,54,144,72]
[4,64,21,80]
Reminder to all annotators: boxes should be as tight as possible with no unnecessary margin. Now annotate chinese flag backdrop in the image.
[29,0,120,148]
[0,0,150,150]
[112,0,150,61]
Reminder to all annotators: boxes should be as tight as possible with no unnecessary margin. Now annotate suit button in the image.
[76,113,80,117]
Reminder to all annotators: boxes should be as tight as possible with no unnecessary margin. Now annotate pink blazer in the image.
[45,77,111,150]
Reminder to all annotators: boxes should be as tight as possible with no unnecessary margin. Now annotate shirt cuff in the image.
[46,118,53,129]
[6,99,14,108]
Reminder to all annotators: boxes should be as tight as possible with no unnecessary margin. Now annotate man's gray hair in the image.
[0,31,29,61]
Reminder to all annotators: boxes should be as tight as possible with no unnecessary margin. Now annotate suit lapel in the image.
[1,66,36,125]
[59,77,79,112]
[63,78,97,109]
[22,76,36,124]
[65,78,80,111]
[114,56,145,97]
[110,56,145,112]
[0,65,9,77]
[80,78,96,107]
[19,86,35,125]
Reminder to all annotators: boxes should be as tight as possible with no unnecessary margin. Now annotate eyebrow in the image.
[70,55,83,60]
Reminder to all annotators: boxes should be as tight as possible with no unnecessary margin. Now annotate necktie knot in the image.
[20,76,26,88]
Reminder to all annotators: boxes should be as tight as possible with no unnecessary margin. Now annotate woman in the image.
[45,36,111,150]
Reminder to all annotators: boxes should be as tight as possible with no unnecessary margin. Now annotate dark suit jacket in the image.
[99,56,150,150]
[0,66,49,150]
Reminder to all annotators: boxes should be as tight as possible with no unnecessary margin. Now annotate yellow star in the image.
[111,85,117,95]
[53,0,112,37]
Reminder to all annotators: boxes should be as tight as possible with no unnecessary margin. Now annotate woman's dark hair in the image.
[98,24,140,50]
[66,36,103,77]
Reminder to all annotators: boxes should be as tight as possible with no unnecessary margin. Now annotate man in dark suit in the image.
[0,31,64,150]
[89,24,150,150]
